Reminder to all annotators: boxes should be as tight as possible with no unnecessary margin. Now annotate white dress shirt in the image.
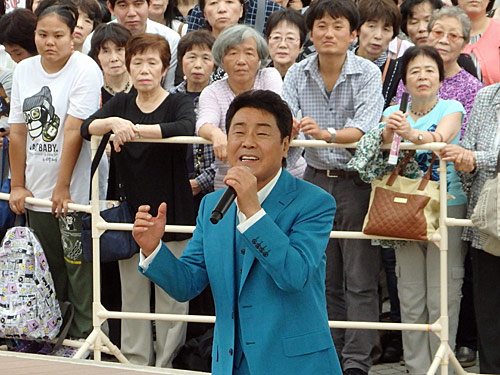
[139,168,283,270]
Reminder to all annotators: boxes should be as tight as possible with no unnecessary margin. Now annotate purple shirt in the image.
[394,68,483,139]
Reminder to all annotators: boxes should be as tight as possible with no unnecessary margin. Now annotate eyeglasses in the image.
[268,34,300,45]
[430,29,464,42]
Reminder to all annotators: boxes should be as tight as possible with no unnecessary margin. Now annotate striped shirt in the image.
[282,51,384,170]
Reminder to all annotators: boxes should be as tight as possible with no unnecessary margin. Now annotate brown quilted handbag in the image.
[362,151,440,241]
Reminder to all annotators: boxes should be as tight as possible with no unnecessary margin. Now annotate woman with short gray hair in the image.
[197,24,283,190]
[428,6,471,45]
[212,24,270,69]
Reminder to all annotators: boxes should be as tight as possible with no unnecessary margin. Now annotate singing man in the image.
[132,90,341,375]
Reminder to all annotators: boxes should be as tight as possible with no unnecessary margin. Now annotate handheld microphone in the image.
[210,186,236,224]
[388,92,409,165]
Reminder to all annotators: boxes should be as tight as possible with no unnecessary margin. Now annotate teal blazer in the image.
[141,169,342,375]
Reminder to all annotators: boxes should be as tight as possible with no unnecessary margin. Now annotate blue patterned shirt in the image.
[186,0,282,34]
[282,51,384,170]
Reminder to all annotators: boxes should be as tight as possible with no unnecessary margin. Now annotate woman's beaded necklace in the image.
[409,99,438,117]
[104,80,130,95]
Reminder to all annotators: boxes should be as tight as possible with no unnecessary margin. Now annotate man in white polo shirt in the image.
[83,0,179,89]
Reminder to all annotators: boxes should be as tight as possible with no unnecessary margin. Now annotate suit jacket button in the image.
[229,348,233,355]
[240,249,245,255]
[252,239,257,244]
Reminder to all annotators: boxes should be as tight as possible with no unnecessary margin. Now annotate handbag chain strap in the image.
[88,133,111,200]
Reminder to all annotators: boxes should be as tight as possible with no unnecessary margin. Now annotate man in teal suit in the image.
[133,90,341,375]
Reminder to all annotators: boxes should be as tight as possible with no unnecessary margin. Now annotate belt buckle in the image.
[326,169,339,178]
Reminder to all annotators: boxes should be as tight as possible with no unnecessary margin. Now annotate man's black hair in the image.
[305,0,360,32]
[108,0,151,9]
[226,90,292,167]
[0,9,37,55]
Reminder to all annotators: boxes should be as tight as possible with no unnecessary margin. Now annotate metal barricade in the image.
[2,135,476,375]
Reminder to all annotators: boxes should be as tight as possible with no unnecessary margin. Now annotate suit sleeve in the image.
[140,197,210,302]
[241,190,335,293]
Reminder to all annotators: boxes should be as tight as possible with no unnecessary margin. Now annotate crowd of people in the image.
[1,0,500,372]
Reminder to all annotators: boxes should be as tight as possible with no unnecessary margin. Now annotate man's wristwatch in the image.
[327,127,337,143]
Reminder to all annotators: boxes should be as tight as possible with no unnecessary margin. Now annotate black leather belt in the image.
[312,167,358,178]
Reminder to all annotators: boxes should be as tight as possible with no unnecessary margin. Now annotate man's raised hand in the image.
[133,203,167,257]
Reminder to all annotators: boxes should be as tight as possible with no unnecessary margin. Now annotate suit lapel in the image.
[238,170,297,295]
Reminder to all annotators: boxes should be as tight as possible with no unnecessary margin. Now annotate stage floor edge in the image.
[0,351,210,375]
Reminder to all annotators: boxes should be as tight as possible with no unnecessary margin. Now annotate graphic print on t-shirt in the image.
[22,86,60,142]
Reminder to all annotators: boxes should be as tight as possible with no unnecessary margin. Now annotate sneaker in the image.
[456,346,477,368]
[37,342,55,355]
[51,339,90,359]
[50,345,80,358]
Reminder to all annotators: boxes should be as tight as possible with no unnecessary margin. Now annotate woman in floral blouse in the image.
[440,83,500,373]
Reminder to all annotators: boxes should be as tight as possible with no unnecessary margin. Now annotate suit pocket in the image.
[283,328,333,357]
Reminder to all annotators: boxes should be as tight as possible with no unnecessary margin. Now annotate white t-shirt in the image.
[9,52,103,211]
[0,46,16,70]
[83,19,180,89]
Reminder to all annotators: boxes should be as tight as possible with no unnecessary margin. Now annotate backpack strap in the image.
[52,300,75,352]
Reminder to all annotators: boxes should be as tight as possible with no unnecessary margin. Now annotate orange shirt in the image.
[463,19,500,86]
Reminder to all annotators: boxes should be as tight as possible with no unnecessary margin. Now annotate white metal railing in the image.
[4,136,477,375]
